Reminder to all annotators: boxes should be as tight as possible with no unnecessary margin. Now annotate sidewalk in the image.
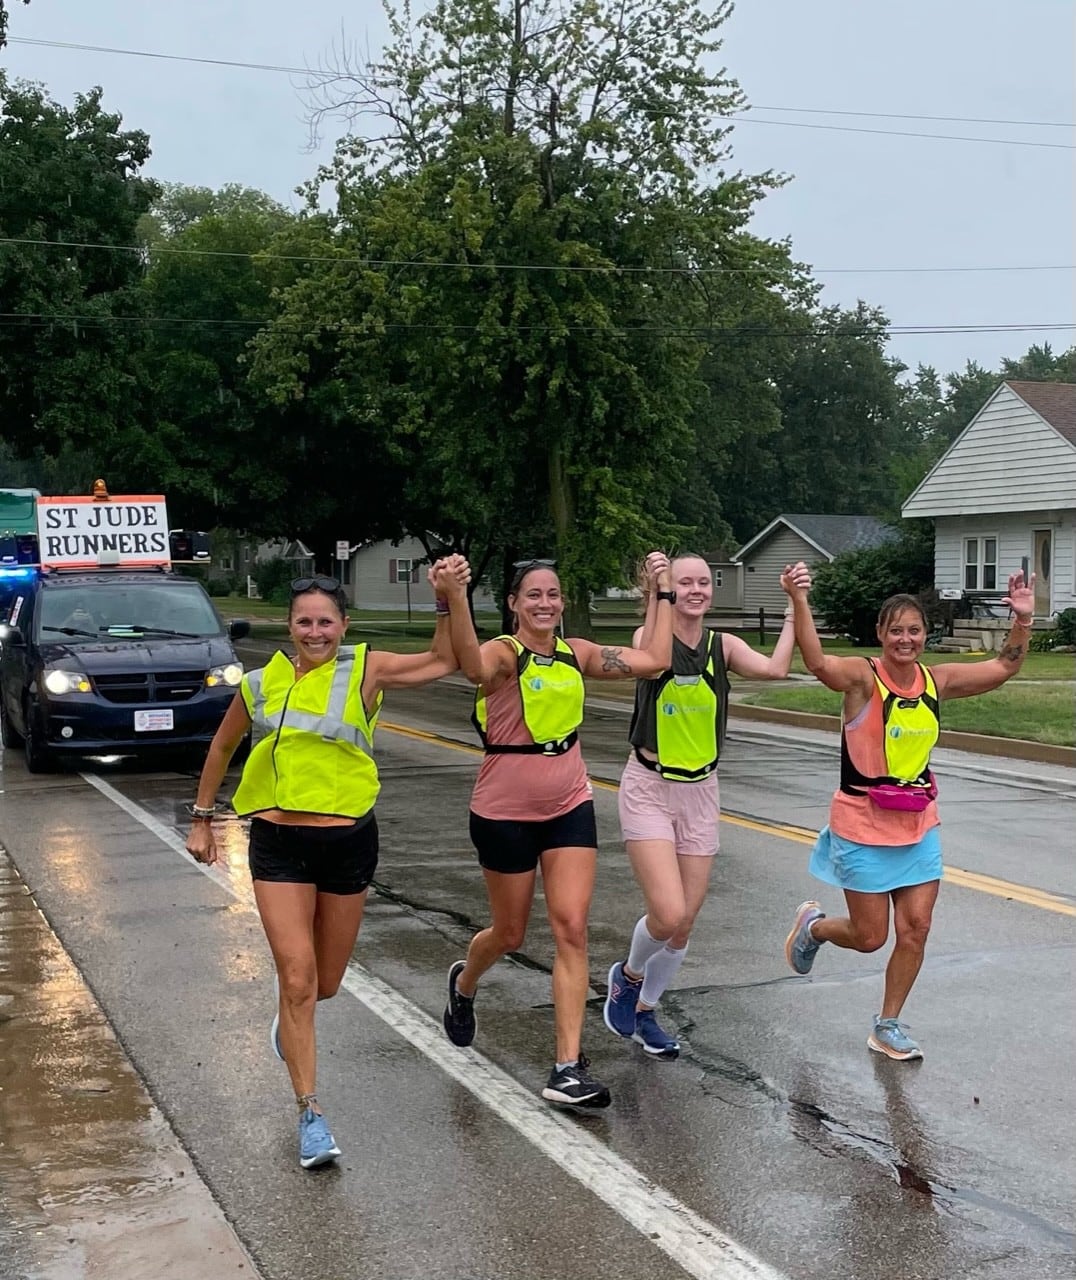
[0,845,256,1280]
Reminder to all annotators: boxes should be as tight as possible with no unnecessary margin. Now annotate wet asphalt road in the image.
[0,673,1074,1280]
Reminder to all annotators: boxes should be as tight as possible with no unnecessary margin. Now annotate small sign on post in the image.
[335,540,350,561]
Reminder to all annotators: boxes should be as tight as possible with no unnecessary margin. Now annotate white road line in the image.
[80,771,786,1280]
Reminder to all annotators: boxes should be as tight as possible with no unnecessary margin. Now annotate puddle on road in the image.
[0,850,254,1280]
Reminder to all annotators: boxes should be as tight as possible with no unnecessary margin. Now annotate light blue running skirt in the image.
[809,825,943,894]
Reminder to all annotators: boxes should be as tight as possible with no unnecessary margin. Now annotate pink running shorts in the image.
[617,753,720,856]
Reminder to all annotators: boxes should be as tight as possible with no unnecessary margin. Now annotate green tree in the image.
[135,184,300,531]
[0,1,29,48]
[720,302,906,541]
[0,74,158,481]
[254,0,802,630]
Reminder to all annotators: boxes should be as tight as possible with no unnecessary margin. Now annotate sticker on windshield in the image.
[9,596,23,626]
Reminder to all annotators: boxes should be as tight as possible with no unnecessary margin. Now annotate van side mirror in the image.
[228,619,250,641]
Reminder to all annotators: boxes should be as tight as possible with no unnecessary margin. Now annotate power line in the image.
[749,103,1074,130]
[1,310,1071,338]
[740,116,1073,150]
[2,235,1072,277]
[7,36,1074,149]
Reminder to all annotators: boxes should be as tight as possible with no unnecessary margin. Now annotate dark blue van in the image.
[0,568,250,772]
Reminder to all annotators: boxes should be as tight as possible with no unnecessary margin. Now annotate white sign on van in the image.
[36,495,170,569]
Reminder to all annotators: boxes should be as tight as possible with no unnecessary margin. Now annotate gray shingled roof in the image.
[778,514,897,557]
[1006,380,1076,446]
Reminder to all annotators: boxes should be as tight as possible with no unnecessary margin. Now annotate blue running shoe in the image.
[785,900,825,975]
[298,1107,341,1169]
[632,1009,680,1059]
[603,961,642,1039]
[868,1017,923,1061]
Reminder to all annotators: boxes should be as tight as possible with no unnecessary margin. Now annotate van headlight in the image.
[206,663,243,688]
[43,667,92,695]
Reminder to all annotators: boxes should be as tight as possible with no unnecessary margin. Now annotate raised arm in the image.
[364,556,470,693]
[724,562,813,678]
[572,551,673,679]
[782,562,873,698]
[931,571,1035,700]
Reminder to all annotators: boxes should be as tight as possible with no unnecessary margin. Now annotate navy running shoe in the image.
[603,960,642,1038]
[632,1009,680,1059]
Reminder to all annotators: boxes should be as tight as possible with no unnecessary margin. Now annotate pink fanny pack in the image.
[867,775,938,812]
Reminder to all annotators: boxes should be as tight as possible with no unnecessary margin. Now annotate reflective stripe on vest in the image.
[840,659,940,793]
[648,631,722,781]
[246,650,372,752]
[232,647,381,819]
[472,635,584,755]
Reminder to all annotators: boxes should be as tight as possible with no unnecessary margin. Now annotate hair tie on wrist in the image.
[434,598,450,615]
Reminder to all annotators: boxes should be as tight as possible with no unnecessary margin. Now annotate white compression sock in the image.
[641,942,688,1008]
[626,916,668,976]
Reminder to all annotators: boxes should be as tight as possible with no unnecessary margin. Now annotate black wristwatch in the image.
[656,590,676,604]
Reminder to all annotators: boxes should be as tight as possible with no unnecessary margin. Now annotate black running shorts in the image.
[247,814,379,895]
[468,801,597,875]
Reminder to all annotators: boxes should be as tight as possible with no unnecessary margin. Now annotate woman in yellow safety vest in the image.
[185,560,470,1170]
[603,553,813,1059]
[782,567,1036,1062]
[440,554,674,1111]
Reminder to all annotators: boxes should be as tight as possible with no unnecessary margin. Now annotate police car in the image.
[0,484,249,772]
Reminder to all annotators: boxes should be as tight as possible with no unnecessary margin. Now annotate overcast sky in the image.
[4,0,1073,375]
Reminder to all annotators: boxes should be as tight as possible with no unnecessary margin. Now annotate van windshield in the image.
[37,582,223,643]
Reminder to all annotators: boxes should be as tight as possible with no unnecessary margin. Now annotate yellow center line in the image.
[381,719,1076,918]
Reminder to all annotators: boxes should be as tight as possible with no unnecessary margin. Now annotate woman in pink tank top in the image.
[439,554,675,1110]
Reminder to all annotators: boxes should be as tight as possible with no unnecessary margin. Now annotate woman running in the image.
[186,560,470,1168]
[603,554,811,1057]
[782,568,1036,1060]
[441,554,674,1109]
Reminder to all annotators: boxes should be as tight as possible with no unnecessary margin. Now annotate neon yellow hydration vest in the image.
[472,635,584,755]
[232,646,382,818]
[841,658,940,794]
[630,631,727,781]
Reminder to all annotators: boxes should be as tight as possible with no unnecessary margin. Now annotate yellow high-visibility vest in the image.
[232,646,381,818]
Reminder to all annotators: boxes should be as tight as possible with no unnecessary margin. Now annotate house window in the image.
[220,554,233,572]
[963,536,997,590]
[389,558,421,584]
[713,569,723,589]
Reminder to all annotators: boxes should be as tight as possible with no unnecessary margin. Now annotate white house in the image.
[340,535,496,612]
[901,380,1076,619]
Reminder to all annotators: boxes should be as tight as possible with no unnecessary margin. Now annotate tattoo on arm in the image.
[600,646,631,674]
[999,642,1025,664]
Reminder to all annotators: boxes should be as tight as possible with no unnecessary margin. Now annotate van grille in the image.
[93,671,205,704]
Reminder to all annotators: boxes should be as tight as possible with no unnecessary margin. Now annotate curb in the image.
[728,703,1076,768]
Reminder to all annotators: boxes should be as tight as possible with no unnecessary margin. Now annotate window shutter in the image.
[389,559,397,583]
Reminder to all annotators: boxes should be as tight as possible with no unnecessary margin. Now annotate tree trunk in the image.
[548,439,592,639]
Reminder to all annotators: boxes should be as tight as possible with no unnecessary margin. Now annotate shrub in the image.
[810,521,935,646]
[1054,608,1076,647]
[1028,628,1058,653]
[252,557,294,606]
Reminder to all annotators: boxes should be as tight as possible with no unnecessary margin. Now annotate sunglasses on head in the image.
[512,558,556,570]
[291,575,341,593]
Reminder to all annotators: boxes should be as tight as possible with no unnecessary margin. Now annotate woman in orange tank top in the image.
[781,566,1036,1062]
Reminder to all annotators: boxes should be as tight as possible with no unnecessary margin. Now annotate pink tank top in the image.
[829,670,940,847]
[470,660,593,822]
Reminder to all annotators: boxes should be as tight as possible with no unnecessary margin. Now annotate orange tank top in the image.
[829,667,940,847]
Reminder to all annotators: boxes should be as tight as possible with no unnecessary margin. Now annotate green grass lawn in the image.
[744,683,1075,747]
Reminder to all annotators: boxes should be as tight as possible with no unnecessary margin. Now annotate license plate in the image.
[134,709,174,732]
